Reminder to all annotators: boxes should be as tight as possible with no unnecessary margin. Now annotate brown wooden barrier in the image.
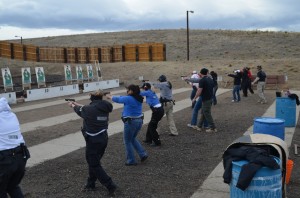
[77,47,88,63]
[0,41,12,59]
[13,43,24,60]
[151,43,166,61]
[89,47,99,63]
[112,45,123,62]
[101,47,112,63]
[124,44,137,62]
[138,43,151,62]
[39,47,65,63]
[0,42,166,63]
[25,45,38,61]
[66,47,76,63]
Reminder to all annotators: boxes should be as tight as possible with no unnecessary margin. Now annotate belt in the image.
[122,115,144,123]
[0,146,23,156]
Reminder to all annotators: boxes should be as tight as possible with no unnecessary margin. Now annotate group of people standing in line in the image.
[66,74,178,196]
[185,68,218,133]
[226,65,267,103]
[0,64,268,197]
[184,65,268,134]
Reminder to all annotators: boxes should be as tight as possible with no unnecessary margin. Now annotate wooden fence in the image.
[0,41,166,63]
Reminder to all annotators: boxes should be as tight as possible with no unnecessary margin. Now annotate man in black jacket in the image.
[68,90,117,196]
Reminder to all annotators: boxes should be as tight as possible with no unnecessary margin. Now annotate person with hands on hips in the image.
[68,90,117,196]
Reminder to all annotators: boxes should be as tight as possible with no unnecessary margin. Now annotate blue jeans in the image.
[190,86,197,100]
[123,118,147,164]
[212,85,218,105]
[233,85,241,101]
[190,97,208,127]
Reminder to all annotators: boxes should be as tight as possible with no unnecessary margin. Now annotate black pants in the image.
[0,151,27,198]
[85,132,114,190]
[145,106,164,144]
[242,79,254,96]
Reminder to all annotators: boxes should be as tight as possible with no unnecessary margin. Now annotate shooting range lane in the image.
[14,87,198,167]
[15,88,191,132]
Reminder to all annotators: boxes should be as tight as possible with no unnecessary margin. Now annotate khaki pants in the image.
[159,102,178,135]
[257,81,266,102]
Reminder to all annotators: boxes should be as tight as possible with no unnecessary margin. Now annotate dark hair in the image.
[200,68,209,75]
[158,75,167,82]
[141,82,151,90]
[127,84,143,103]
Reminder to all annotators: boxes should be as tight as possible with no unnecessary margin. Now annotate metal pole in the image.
[21,36,23,44]
[187,11,189,61]
[186,11,194,61]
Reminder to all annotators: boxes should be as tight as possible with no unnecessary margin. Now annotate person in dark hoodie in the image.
[228,70,242,102]
[106,85,148,166]
[68,90,117,196]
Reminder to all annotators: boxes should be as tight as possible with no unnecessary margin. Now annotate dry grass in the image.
[1,29,300,90]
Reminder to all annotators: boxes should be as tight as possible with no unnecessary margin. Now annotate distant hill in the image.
[1,29,300,91]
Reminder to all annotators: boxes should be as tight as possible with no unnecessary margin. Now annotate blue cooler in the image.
[276,97,296,127]
[230,157,281,198]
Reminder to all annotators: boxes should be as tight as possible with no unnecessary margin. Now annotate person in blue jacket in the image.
[106,85,148,166]
[140,82,164,146]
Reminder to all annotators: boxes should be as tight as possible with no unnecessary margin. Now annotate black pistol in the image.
[65,99,75,102]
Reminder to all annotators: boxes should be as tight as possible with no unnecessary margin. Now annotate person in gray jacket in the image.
[152,75,178,136]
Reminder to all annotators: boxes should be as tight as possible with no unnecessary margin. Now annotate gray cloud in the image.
[0,0,299,39]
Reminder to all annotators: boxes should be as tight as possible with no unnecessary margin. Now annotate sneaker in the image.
[206,128,217,133]
[125,162,138,166]
[187,124,195,128]
[257,99,262,103]
[231,100,236,102]
[194,126,202,131]
[260,100,267,104]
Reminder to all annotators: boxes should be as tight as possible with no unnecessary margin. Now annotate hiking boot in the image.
[150,142,161,147]
[141,155,148,162]
[143,140,152,145]
[107,182,117,196]
[206,128,217,133]
[82,183,96,192]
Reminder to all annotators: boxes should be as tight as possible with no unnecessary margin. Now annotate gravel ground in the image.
[14,89,300,198]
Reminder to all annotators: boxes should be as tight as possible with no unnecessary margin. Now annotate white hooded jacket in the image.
[0,97,24,151]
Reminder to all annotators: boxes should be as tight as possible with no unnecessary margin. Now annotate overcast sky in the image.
[1,0,300,40]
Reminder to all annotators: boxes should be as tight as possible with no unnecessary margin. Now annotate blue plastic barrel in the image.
[230,157,282,198]
[253,117,285,140]
[276,97,296,127]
